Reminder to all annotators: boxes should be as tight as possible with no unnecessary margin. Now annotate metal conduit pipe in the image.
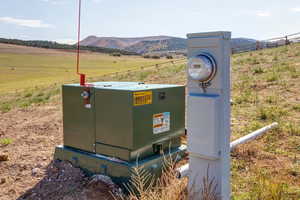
[177,122,278,178]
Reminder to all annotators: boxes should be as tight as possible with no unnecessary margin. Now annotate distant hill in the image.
[124,37,187,54]
[231,38,258,53]
[0,38,138,55]
[80,35,257,54]
[0,36,259,56]
[80,36,173,49]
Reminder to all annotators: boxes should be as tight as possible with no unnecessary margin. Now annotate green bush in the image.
[0,104,11,113]
[151,55,160,59]
[258,106,287,121]
[292,104,300,112]
[111,53,121,57]
[24,92,33,98]
[266,71,280,82]
[252,66,264,74]
[0,138,13,146]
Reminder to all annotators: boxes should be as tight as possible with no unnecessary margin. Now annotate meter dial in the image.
[188,53,217,83]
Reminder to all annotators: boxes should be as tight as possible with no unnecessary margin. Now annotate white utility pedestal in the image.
[187,31,231,200]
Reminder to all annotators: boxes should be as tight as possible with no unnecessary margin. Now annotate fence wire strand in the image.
[232,32,300,54]
[92,31,300,80]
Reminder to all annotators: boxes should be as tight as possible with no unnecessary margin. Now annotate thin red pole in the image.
[76,0,85,86]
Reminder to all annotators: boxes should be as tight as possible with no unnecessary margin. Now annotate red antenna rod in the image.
[76,0,86,86]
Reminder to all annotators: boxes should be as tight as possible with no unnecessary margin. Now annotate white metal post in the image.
[187,31,231,199]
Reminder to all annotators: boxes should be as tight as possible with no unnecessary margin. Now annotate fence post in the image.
[285,36,290,45]
[256,41,260,50]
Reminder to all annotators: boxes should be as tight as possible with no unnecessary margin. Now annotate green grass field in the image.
[0,43,171,94]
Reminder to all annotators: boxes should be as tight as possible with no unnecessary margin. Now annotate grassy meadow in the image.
[108,43,300,199]
[0,42,300,199]
[0,43,171,94]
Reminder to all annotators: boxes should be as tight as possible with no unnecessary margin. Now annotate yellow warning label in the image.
[133,91,152,106]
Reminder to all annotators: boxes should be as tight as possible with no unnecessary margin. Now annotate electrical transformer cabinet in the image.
[56,82,186,178]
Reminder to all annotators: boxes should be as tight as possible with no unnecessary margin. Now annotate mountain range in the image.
[80,35,257,54]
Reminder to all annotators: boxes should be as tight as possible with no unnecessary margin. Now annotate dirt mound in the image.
[0,104,123,200]
[18,160,87,200]
[17,161,119,200]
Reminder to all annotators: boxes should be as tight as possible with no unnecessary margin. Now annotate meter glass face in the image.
[188,55,214,82]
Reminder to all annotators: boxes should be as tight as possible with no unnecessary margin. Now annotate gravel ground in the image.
[0,104,119,200]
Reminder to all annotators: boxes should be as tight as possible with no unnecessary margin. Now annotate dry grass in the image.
[1,42,300,199]
[107,43,300,199]
[118,158,223,200]
[199,169,220,200]
[121,157,188,200]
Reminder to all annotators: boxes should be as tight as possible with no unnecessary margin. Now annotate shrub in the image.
[111,53,121,57]
[151,55,160,59]
[286,123,300,136]
[24,92,33,98]
[266,71,280,82]
[0,104,11,113]
[0,138,13,146]
[247,56,260,65]
[249,173,287,200]
[257,106,287,121]
[265,95,279,104]
[292,104,300,112]
[252,66,264,74]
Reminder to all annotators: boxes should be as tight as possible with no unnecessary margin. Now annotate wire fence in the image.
[232,32,300,54]
[90,58,186,81]
[91,32,300,81]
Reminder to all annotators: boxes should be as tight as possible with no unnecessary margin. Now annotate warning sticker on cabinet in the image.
[153,112,170,134]
[133,91,152,106]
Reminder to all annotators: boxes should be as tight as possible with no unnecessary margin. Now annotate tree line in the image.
[0,38,138,55]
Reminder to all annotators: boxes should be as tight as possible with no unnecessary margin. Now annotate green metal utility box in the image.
[55,81,186,183]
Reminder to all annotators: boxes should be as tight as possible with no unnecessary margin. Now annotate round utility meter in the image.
[188,53,217,83]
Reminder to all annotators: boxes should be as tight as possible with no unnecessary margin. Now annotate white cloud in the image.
[256,11,271,17]
[40,0,68,5]
[41,0,100,5]
[291,8,300,12]
[56,39,77,45]
[0,17,54,28]
[92,0,103,3]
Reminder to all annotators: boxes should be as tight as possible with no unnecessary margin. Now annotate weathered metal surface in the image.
[95,85,185,161]
[63,85,96,153]
[62,82,141,153]
[62,82,185,162]
[95,137,182,161]
[54,144,187,184]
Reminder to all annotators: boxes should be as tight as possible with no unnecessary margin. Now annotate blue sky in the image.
[0,0,300,44]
